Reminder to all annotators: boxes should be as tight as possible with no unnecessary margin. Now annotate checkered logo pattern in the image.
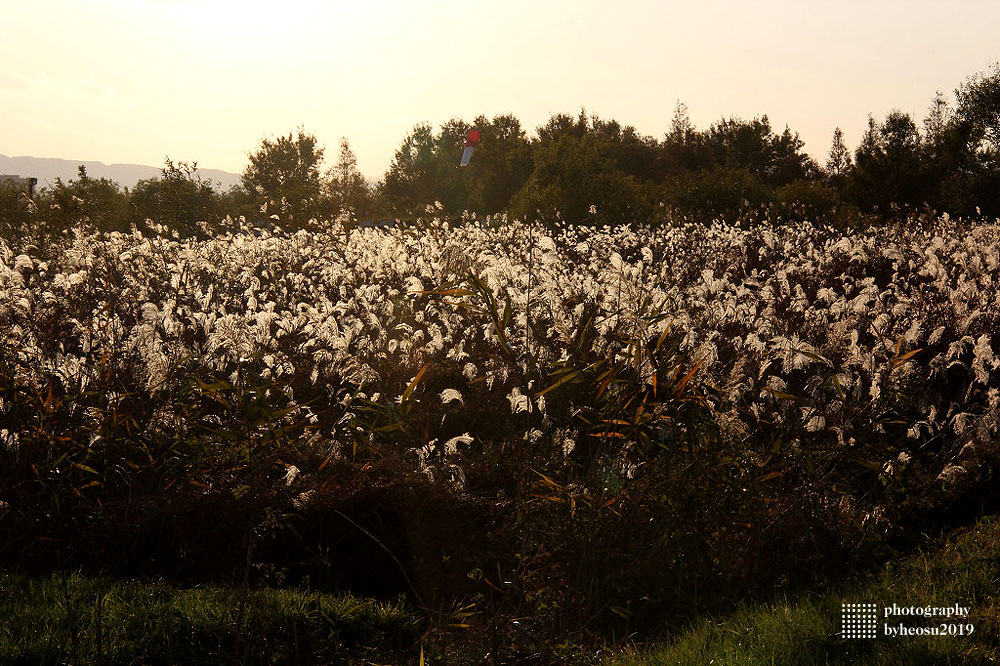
[842,603,879,638]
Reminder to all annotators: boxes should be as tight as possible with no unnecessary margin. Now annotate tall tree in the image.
[950,64,1000,214]
[849,111,928,213]
[826,127,852,177]
[326,138,372,219]
[464,114,533,214]
[923,91,953,147]
[243,128,325,226]
[956,63,1000,158]
[379,122,438,216]
[661,101,712,176]
[378,117,527,217]
[667,100,694,144]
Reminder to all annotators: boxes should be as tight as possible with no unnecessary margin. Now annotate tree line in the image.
[2,64,998,240]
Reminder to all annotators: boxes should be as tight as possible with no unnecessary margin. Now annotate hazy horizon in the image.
[3,0,998,181]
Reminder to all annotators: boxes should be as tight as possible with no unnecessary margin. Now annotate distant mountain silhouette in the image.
[0,154,242,191]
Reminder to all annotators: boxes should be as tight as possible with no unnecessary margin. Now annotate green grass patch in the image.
[611,516,1000,665]
[0,571,423,665]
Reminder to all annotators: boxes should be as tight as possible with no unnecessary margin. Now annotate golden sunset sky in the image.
[2,0,998,180]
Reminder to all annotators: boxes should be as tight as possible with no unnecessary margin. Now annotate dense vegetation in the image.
[1,62,998,664]
[2,209,998,662]
[613,515,1000,665]
[0,572,420,664]
[3,65,1000,239]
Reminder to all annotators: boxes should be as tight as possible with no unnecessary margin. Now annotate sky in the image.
[2,0,998,182]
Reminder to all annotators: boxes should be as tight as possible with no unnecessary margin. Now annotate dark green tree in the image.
[378,117,526,217]
[130,159,221,237]
[918,91,965,214]
[0,180,38,244]
[590,115,662,182]
[657,114,817,220]
[949,64,1000,215]
[666,166,772,221]
[217,184,259,222]
[379,122,438,216]
[705,115,816,187]
[956,63,1000,159]
[463,114,533,214]
[48,165,131,233]
[242,128,325,227]
[433,117,477,210]
[849,111,928,213]
[510,113,649,224]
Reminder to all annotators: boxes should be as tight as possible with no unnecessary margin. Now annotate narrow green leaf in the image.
[401,362,431,403]
[536,370,581,397]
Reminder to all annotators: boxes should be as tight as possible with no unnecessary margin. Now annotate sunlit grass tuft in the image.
[0,572,422,664]
[612,515,1000,665]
